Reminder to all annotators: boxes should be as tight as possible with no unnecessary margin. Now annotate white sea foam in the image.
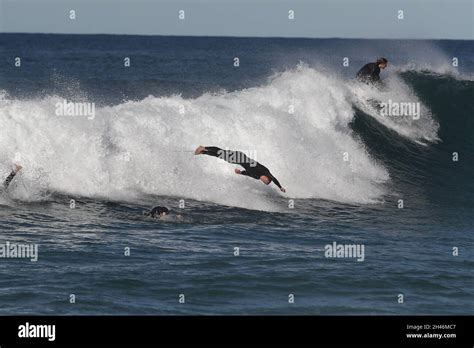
[0,64,442,209]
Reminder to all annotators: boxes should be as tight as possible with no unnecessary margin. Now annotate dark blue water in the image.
[0,34,472,314]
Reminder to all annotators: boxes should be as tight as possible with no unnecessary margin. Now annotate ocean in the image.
[0,34,472,314]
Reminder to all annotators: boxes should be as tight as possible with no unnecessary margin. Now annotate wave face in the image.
[1,65,392,209]
[0,35,472,210]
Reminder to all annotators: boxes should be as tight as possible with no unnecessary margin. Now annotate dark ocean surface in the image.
[0,34,472,314]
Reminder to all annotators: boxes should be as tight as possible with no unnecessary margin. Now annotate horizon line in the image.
[0,32,472,41]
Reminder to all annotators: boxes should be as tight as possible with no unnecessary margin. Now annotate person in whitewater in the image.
[356,57,388,85]
[145,206,170,219]
[1,164,22,193]
[144,206,183,220]
[194,146,286,192]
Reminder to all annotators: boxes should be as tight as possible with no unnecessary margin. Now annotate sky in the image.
[0,0,473,39]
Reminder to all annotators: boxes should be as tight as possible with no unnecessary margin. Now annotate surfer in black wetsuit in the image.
[144,206,184,220]
[145,206,170,218]
[1,164,22,192]
[194,146,286,192]
[356,57,388,85]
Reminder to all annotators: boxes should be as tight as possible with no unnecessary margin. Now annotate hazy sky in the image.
[0,0,472,39]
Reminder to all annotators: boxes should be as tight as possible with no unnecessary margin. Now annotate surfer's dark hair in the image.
[145,206,170,218]
[376,57,388,65]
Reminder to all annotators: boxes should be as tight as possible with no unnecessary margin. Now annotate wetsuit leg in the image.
[202,146,224,158]
[203,147,254,166]
[202,147,236,163]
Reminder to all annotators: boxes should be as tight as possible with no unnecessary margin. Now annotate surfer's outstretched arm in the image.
[3,164,22,190]
[269,175,285,192]
[235,168,286,193]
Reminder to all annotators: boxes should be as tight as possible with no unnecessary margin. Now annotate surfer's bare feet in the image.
[234,168,241,174]
[194,146,205,155]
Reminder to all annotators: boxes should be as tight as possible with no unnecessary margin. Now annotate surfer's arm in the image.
[3,164,22,190]
[270,175,285,192]
[3,172,16,189]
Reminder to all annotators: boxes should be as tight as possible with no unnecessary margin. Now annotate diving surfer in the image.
[194,146,286,192]
[1,164,22,192]
[356,57,388,85]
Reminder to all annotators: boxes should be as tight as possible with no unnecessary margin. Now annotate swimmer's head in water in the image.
[147,206,170,218]
[376,57,388,69]
[260,175,271,185]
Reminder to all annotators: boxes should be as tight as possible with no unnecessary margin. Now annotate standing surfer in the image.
[356,57,388,84]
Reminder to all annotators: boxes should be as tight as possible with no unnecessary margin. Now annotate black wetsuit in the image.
[356,62,381,84]
[201,146,283,189]
[2,171,17,191]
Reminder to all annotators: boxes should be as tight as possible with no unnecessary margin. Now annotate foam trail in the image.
[349,73,440,144]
